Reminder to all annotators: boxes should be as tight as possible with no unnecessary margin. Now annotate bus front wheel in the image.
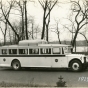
[11,60,21,71]
[70,60,82,72]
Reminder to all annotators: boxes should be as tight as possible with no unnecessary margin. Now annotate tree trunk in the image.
[72,26,79,47]
[57,32,61,44]
[22,9,24,40]
[41,8,46,39]
[3,21,8,45]
[24,1,28,40]
[46,24,48,42]
[32,23,34,39]
[4,35,6,45]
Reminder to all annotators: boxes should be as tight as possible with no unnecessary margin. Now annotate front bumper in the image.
[83,62,88,68]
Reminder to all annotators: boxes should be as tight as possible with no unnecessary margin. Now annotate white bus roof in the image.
[1,45,18,47]
[0,44,71,49]
[38,44,71,47]
[0,45,18,49]
[19,39,47,46]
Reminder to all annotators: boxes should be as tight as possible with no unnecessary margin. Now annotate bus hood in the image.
[66,54,88,62]
[66,54,85,57]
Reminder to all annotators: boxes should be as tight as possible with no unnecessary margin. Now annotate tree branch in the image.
[79,22,88,30]
[38,0,44,9]
[45,0,58,19]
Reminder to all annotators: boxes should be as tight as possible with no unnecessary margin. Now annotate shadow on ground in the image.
[0,67,88,73]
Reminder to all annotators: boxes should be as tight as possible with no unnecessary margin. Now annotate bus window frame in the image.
[8,49,17,55]
[1,49,8,55]
[40,47,51,55]
[0,44,72,56]
[52,47,61,55]
[29,47,39,55]
[62,47,64,55]
[18,48,28,55]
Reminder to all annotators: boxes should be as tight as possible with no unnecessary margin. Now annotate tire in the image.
[12,60,21,71]
[70,60,82,72]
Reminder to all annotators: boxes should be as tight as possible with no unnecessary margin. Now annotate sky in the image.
[26,0,88,41]
[0,0,87,42]
[27,0,71,41]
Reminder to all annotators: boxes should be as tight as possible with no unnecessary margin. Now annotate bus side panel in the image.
[15,57,52,67]
[0,57,12,67]
[0,56,52,68]
[51,56,68,68]
[0,56,68,68]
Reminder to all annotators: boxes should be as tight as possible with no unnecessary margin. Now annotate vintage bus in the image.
[0,40,88,72]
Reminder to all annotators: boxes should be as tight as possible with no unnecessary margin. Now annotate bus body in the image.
[0,40,88,72]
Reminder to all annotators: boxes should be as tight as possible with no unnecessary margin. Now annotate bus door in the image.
[51,47,68,68]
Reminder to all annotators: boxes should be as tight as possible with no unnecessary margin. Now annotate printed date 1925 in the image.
[78,77,88,82]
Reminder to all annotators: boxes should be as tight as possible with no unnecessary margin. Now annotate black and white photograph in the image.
[0,0,88,87]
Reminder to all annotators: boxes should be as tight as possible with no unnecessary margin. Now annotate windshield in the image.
[63,47,71,54]
[67,48,71,53]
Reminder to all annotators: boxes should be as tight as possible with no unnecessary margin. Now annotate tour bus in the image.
[0,39,88,72]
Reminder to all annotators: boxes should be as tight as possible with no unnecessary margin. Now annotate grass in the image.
[0,81,44,87]
[0,81,52,87]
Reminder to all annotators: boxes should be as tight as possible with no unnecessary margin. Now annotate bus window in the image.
[19,49,28,54]
[63,47,68,54]
[40,48,51,54]
[2,49,7,54]
[53,48,61,54]
[9,49,17,54]
[29,48,39,54]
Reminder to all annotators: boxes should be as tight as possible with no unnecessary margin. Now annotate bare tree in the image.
[50,20,61,44]
[63,16,88,52]
[0,0,21,43]
[70,0,88,47]
[0,0,11,45]
[55,20,61,44]
[0,21,8,45]
[23,0,35,40]
[16,0,34,40]
[16,0,25,40]
[29,17,34,39]
[28,16,41,39]
[39,0,58,41]
[24,0,28,40]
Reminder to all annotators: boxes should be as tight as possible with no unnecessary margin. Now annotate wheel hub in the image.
[72,63,79,70]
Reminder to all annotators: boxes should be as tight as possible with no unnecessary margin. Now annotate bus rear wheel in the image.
[12,60,21,71]
[70,60,82,72]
